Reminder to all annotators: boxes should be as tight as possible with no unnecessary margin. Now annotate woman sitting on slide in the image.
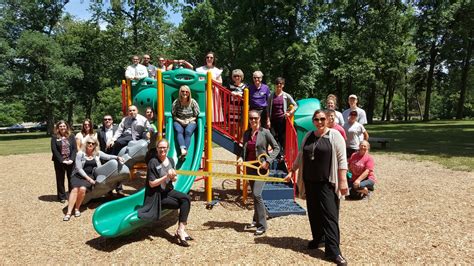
[172,85,200,159]
[138,138,193,247]
[348,140,377,199]
[63,136,123,221]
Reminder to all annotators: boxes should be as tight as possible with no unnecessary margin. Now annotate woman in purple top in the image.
[248,70,270,128]
[267,77,298,158]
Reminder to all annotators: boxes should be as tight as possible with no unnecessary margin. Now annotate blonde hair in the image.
[360,140,370,150]
[178,85,192,106]
[82,135,100,156]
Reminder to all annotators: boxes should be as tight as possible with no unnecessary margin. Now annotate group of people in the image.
[49,52,379,265]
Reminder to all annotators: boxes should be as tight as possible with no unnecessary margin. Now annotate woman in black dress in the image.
[51,120,76,203]
[138,138,193,247]
[63,136,123,221]
[287,109,349,265]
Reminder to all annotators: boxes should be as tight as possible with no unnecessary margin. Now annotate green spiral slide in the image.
[92,69,207,237]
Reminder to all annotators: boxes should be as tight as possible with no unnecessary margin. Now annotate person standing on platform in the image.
[248,71,270,128]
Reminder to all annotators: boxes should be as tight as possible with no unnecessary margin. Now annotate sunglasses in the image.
[206,56,214,59]
[313,117,326,122]
[233,75,241,78]
[103,118,112,121]
[249,117,259,120]
[253,77,262,79]
[87,142,95,145]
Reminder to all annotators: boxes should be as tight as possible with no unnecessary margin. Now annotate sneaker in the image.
[244,221,257,230]
[254,227,266,236]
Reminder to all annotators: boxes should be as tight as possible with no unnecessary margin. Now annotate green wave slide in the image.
[92,69,207,237]
[293,98,321,146]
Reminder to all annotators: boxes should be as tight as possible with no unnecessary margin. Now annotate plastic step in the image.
[262,182,294,200]
[264,199,306,218]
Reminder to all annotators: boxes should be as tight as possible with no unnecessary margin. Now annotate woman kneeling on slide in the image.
[137,138,193,247]
[63,136,123,221]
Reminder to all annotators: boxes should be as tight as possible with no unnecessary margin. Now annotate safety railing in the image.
[211,81,244,142]
[284,116,298,196]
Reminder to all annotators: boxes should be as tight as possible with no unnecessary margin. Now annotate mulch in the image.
[0,148,472,264]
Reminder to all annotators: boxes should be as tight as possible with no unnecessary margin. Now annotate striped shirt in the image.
[172,99,200,120]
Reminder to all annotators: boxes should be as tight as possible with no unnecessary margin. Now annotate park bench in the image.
[369,137,391,149]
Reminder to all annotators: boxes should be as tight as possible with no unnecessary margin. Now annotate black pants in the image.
[304,181,341,258]
[270,117,286,156]
[161,190,191,223]
[111,135,133,155]
[53,160,73,200]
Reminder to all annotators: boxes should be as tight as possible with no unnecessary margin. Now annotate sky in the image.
[63,0,183,25]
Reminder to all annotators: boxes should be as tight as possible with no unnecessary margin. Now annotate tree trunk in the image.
[423,40,438,121]
[404,71,408,121]
[336,78,343,110]
[67,101,74,126]
[366,81,377,124]
[386,77,396,121]
[456,33,473,119]
[381,79,389,121]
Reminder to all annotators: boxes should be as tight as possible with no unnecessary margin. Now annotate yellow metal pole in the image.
[289,104,295,124]
[127,79,132,107]
[242,88,250,203]
[205,71,213,203]
[157,70,163,141]
[121,80,127,115]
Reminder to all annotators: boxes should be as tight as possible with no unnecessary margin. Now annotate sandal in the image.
[74,209,81,217]
[63,214,71,221]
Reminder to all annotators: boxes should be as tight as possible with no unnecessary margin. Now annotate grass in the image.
[0,132,51,156]
[1,120,473,171]
[365,120,474,172]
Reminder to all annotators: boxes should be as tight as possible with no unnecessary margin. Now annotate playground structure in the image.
[92,68,320,237]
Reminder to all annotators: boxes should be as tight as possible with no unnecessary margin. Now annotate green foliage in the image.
[92,87,123,125]
[0,101,26,126]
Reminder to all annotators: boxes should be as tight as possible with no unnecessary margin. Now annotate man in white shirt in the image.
[125,55,148,80]
[109,105,151,155]
[342,94,368,125]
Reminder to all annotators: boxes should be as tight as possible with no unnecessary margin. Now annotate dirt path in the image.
[0,148,472,264]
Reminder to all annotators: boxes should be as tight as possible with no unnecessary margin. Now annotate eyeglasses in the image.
[313,118,326,122]
[103,118,112,121]
[249,117,259,120]
[87,142,95,145]
[253,77,262,80]
[181,91,190,94]
[143,57,150,60]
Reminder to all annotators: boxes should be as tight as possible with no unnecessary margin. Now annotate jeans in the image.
[173,121,197,149]
[349,178,375,191]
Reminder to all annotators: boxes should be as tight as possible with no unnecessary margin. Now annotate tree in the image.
[415,1,461,121]
[14,31,82,133]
